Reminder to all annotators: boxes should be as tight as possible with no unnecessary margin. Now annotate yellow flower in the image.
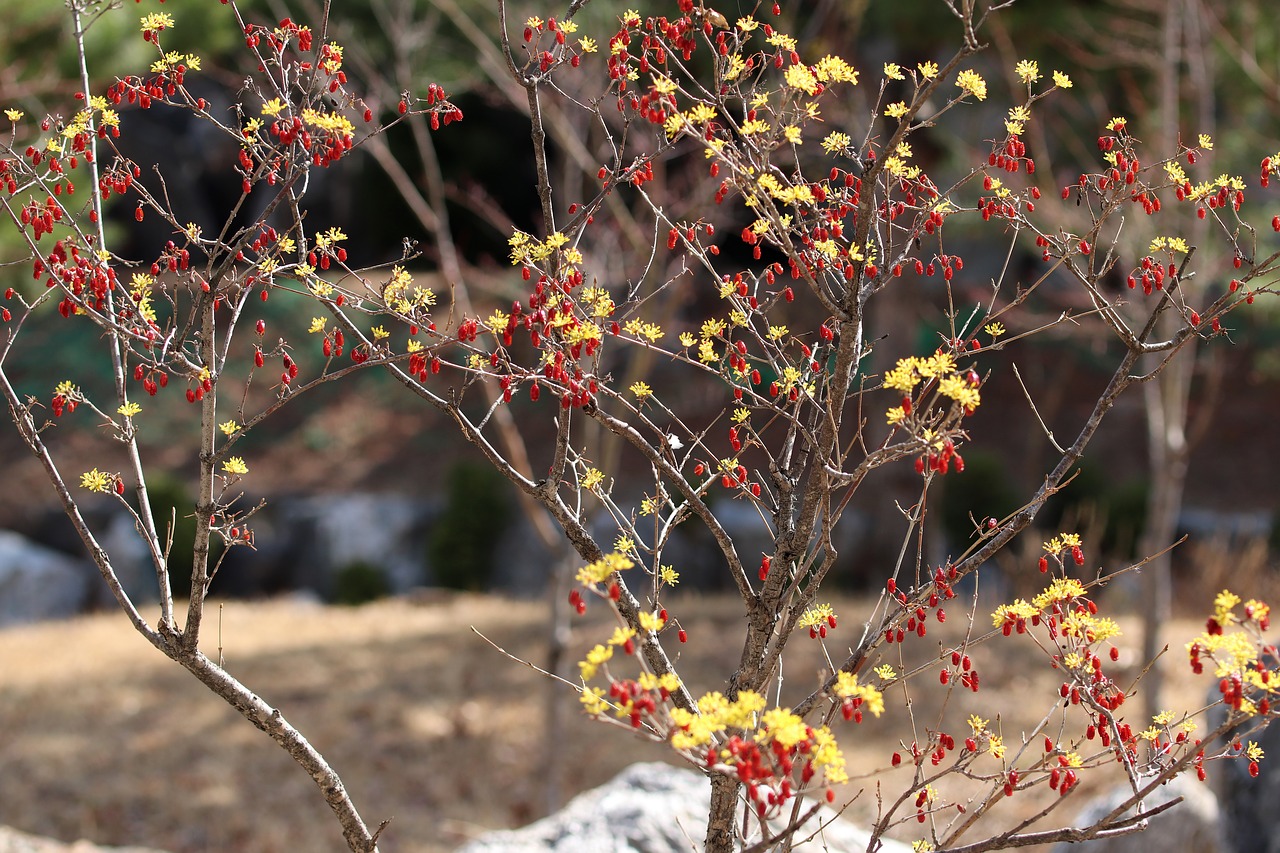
[582,468,604,490]
[767,325,788,341]
[576,552,634,585]
[758,707,809,748]
[117,402,142,418]
[782,125,802,144]
[580,687,609,714]
[624,319,662,342]
[308,317,327,334]
[956,69,988,101]
[219,421,240,436]
[874,664,897,681]
[630,381,653,401]
[140,12,175,33]
[222,457,249,476]
[579,644,613,681]
[884,101,909,119]
[659,566,679,585]
[80,469,113,493]
[833,672,885,717]
[1052,70,1073,88]
[822,132,851,153]
[798,603,836,629]
[883,63,905,80]
[4,109,23,122]
[261,98,287,118]
[608,626,637,647]
[1014,60,1040,83]
[784,64,819,96]
[370,325,390,341]
[984,322,1006,338]
[815,55,858,84]
[917,61,939,79]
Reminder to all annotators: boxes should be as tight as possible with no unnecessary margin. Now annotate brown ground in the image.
[0,591,1230,853]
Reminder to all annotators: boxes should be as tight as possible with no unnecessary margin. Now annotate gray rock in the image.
[456,762,909,853]
[1216,716,1280,853]
[273,493,433,596]
[0,530,94,627]
[1051,773,1225,853]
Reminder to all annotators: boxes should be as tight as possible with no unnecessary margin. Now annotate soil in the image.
[0,591,1224,853]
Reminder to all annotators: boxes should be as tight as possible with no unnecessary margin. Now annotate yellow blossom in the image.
[579,644,613,680]
[219,421,240,436]
[308,317,327,334]
[1052,70,1073,88]
[874,664,897,681]
[1015,60,1040,83]
[580,687,609,714]
[222,457,249,476]
[814,55,858,84]
[885,101,910,119]
[117,402,142,418]
[624,319,662,342]
[80,469,113,493]
[956,69,987,100]
[917,61,939,79]
[4,109,23,122]
[582,468,604,490]
[1198,133,1213,150]
[578,36,597,53]
[833,672,885,717]
[261,98,287,118]
[884,63,905,80]
[140,12,175,32]
[784,64,819,95]
[822,132,851,153]
[660,565,680,585]
[630,381,653,400]
[576,552,634,585]
[985,322,1006,337]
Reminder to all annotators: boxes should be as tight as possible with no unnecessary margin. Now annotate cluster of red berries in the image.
[915,436,966,476]
[884,568,956,645]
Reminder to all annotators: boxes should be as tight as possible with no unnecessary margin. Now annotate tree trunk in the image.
[705,773,741,853]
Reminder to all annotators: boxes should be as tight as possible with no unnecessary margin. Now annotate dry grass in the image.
[0,590,1220,853]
